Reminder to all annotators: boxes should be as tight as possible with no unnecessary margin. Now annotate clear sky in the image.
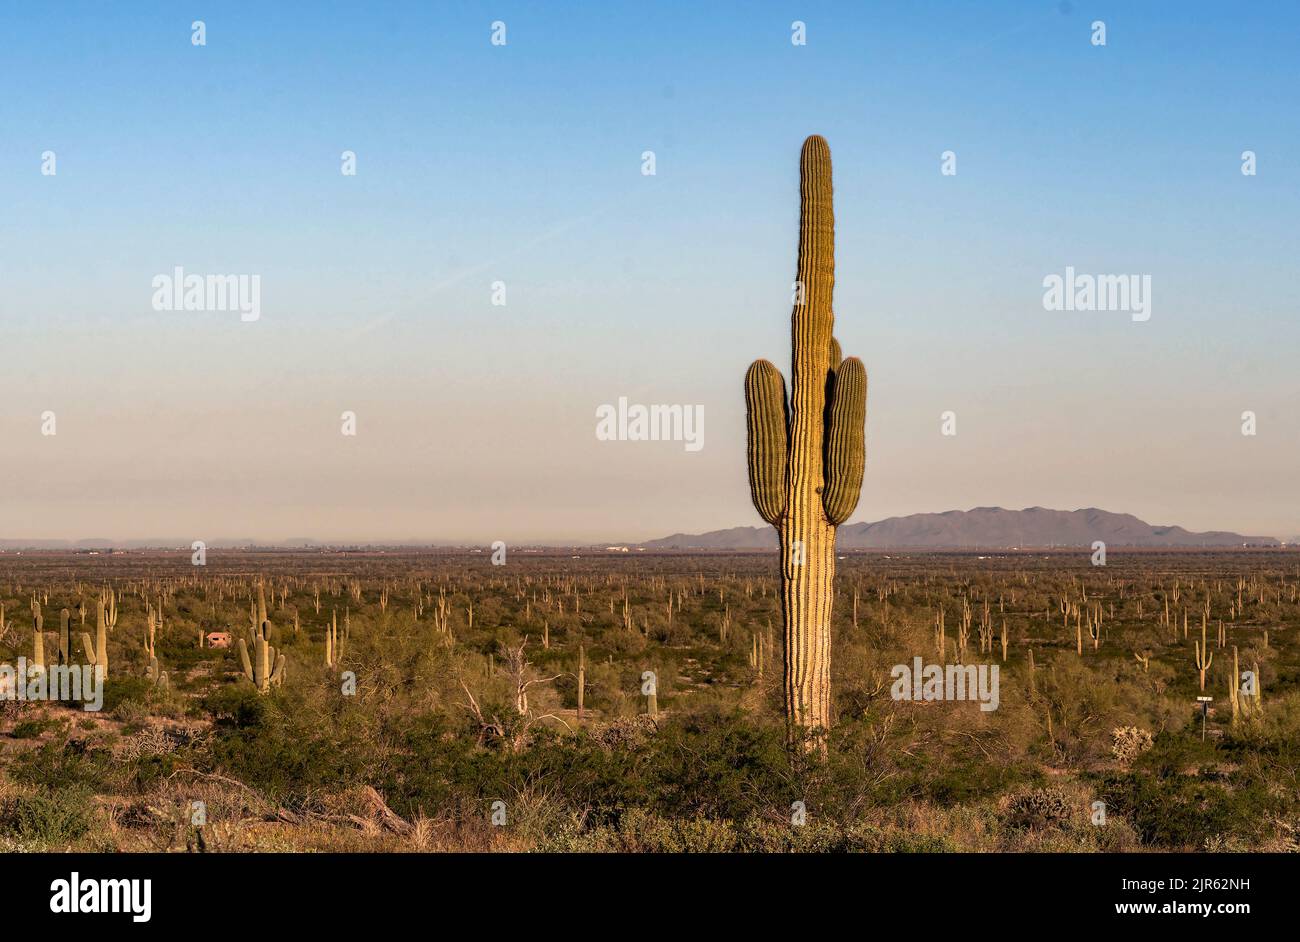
[2,1,1298,544]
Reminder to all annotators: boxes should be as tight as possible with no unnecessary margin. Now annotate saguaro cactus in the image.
[58,608,71,666]
[1193,618,1213,691]
[238,618,285,693]
[577,644,586,720]
[744,135,867,745]
[324,609,345,667]
[31,603,46,674]
[81,600,110,676]
[147,656,168,687]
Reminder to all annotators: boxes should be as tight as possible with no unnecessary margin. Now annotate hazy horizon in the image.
[0,502,1288,548]
[4,2,1299,544]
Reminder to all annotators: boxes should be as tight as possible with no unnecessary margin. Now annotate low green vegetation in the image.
[0,550,1296,852]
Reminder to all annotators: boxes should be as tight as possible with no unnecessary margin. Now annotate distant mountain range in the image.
[0,508,1281,552]
[639,507,1281,550]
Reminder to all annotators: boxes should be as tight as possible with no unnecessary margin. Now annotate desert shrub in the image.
[100,677,155,715]
[902,750,1030,806]
[0,787,94,846]
[10,718,59,739]
[201,684,267,729]
[738,816,877,852]
[11,738,117,793]
[1097,771,1277,849]
[205,702,379,805]
[113,698,150,727]
[611,808,738,852]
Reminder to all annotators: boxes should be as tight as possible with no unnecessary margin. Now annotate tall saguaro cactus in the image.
[81,600,110,677]
[744,135,867,746]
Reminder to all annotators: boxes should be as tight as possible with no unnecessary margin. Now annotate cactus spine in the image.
[744,135,867,746]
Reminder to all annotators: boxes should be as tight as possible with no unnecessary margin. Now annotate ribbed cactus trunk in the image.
[80,600,110,677]
[745,136,867,749]
[779,516,835,733]
[58,608,71,665]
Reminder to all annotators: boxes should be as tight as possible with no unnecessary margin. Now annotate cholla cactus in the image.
[1111,726,1153,764]
[1006,786,1073,830]
[744,135,867,746]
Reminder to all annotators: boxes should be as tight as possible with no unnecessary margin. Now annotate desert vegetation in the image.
[1,548,1297,853]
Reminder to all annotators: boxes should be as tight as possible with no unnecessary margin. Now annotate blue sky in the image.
[2,2,1298,542]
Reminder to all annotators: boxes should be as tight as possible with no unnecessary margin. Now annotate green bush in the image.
[202,684,267,729]
[1098,771,1277,849]
[0,787,94,847]
[11,739,117,793]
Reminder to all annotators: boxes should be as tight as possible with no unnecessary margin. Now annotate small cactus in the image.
[1193,618,1213,691]
[100,588,118,632]
[1111,726,1153,764]
[324,609,345,667]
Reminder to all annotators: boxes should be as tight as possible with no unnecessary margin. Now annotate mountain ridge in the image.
[0,508,1281,551]
[639,507,1280,550]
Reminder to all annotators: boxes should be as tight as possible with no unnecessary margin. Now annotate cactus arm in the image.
[744,359,789,525]
[81,632,96,663]
[238,638,255,684]
[822,356,867,525]
[33,615,45,669]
